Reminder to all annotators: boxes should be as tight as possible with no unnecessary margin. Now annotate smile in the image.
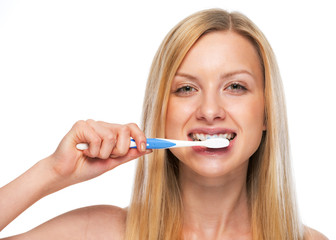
[189,132,236,142]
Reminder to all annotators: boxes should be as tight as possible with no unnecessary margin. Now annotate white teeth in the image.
[207,134,218,139]
[196,133,202,140]
[191,133,235,141]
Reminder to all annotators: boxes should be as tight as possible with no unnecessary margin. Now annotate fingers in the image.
[105,148,152,170]
[75,120,147,160]
[127,123,147,152]
[85,120,117,159]
[72,120,102,158]
[111,123,147,157]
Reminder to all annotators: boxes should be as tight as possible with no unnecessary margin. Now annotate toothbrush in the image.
[76,138,229,150]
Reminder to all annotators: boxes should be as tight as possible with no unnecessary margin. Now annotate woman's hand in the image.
[47,120,151,189]
[0,120,150,232]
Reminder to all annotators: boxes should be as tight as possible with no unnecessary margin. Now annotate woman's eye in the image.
[226,83,247,92]
[175,85,197,95]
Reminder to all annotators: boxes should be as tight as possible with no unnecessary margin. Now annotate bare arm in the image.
[305,227,329,240]
[0,120,150,238]
[0,158,59,231]
[2,205,126,240]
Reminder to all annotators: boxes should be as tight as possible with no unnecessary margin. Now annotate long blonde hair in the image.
[125,9,304,240]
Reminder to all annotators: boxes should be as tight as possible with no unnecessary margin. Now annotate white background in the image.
[0,0,335,238]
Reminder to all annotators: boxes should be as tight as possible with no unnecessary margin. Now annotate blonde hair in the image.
[125,9,304,240]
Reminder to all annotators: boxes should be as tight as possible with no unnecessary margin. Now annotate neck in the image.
[179,163,251,239]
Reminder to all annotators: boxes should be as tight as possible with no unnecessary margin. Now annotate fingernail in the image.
[141,142,147,152]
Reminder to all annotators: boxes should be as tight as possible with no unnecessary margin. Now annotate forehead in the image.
[176,31,263,81]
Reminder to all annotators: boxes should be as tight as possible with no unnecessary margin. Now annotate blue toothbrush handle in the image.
[130,138,176,149]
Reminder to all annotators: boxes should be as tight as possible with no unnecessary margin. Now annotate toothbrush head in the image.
[202,138,230,148]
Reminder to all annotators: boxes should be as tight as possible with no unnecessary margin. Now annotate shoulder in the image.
[19,205,127,240]
[304,226,329,240]
[82,205,127,239]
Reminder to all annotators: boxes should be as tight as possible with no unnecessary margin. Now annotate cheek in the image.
[247,101,264,129]
[165,112,178,139]
[236,96,265,154]
[165,98,197,138]
[228,96,265,135]
[225,96,264,161]
[166,99,185,138]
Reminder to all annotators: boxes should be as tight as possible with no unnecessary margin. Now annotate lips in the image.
[190,132,236,141]
[187,128,236,155]
[187,128,237,142]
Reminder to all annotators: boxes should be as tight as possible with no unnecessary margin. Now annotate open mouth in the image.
[188,132,236,142]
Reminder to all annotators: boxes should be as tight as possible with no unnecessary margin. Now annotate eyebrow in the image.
[220,70,255,80]
[175,69,255,81]
[174,72,199,81]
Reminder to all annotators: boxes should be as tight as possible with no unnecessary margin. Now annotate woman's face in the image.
[165,31,265,179]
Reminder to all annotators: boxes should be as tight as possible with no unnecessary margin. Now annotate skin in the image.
[166,30,265,239]
[0,32,328,240]
[0,121,150,239]
[166,31,265,179]
[165,31,328,240]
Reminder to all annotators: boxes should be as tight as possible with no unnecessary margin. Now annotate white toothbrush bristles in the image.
[202,138,230,148]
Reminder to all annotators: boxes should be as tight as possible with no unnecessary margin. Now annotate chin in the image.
[178,152,250,180]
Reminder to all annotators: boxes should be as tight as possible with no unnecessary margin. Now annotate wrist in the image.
[36,156,72,197]
[0,157,69,231]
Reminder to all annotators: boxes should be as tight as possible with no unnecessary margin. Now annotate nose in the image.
[196,92,226,123]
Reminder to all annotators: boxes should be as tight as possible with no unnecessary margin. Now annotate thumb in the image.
[107,149,152,169]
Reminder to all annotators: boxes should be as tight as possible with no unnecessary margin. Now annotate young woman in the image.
[0,9,327,240]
